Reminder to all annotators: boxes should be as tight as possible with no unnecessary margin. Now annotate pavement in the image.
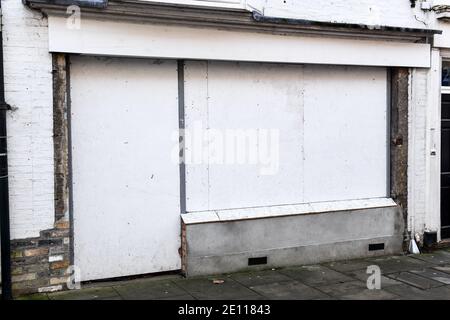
[20,248,450,300]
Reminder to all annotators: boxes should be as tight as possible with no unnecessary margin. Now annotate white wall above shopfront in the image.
[47,15,431,68]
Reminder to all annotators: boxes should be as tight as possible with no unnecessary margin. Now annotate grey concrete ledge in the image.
[182,197,397,225]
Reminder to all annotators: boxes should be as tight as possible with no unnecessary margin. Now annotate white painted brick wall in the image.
[261,0,427,28]
[2,0,54,239]
[143,0,428,28]
[408,68,429,241]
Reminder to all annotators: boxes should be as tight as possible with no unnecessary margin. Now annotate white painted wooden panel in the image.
[184,61,210,211]
[48,16,431,68]
[71,56,180,281]
[185,61,304,211]
[303,65,388,202]
[185,62,388,211]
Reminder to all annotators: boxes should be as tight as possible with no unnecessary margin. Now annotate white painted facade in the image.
[143,0,431,28]
[2,0,54,239]
[2,0,450,283]
[407,3,450,242]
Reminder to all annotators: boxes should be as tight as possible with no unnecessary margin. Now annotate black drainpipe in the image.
[0,1,13,300]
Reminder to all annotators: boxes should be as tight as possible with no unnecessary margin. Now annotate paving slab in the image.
[173,277,262,300]
[367,255,433,274]
[95,295,123,300]
[250,281,329,300]
[386,272,443,290]
[410,268,450,285]
[157,294,196,300]
[339,289,400,300]
[324,259,374,273]
[48,286,120,300]
[409,251,450,265]
[315,280,368,298]
[278,265,353,286]
[344,269,402,288]
[229,270,292,287]
[425,285,450,299]
[384,284,450,300]
[113,279,189,300]
[433,265,450,274]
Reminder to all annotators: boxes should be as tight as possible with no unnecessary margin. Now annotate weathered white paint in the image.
[434,22,450,49]
[429,2,450,50]
[3,0,55,239]
[425,49,442,239]
[47,15,431,68]
[408,68,429,242]
[48,255,64,262]
[38,285,63,293]
[262,0,428,29]
[71,56,181,281]
[185,62,388,211]
[408,49,450,241]
[143,0,430,29]
[182,197,397,224]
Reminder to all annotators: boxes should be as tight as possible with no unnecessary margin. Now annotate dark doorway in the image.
[441,93,450,239]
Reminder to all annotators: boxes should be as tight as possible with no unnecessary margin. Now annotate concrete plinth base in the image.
[181,199,404,276]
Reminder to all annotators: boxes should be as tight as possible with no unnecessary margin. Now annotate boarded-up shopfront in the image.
[23,0,439,282]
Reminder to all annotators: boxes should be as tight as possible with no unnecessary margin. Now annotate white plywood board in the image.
[185,61,304,211]
[184,61,210,211]
[48,15,431,68]
[303,65,388,202]
[71,56,181,281]
[185,61,388,211]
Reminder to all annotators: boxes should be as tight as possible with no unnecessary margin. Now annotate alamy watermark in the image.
[366,265,381,290]
[66,265,82,290]
[171,121,280,175]
[66,5,81,30]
